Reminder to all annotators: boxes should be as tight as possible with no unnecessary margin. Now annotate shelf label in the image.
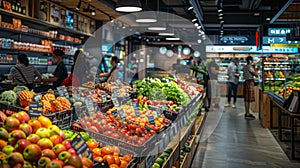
[57,86,69,98]
[84,98,95,114]
[111,110,118,119]
[118,109,126,120]
[71,134,93,160]
[111,97,119,108]
[101,92,107,102]
[112,88,119,98]
[28,102,42,119]
[148,115,155,125]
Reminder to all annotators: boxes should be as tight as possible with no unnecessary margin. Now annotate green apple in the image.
[37,138,53,150]
[2,145,15,155]
[53,144,67,156]
[23,161,34,168]
[0,127,9,141]
[58,151,71,161]
[48,125,61,136]
[36,128,50,138]
[38,157,51,167]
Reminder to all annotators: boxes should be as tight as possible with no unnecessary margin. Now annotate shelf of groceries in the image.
[0,76,206,168]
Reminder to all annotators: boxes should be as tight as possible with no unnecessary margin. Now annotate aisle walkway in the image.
[192,98,300,168]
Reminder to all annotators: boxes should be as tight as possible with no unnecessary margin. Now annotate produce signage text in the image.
[57,86,69,98]
[84,98,95,114]
[118,109,126,120]
[268,28,291,37]
[28,102,42,118]
[101,92,107,102]
[148,115,155,125]
[262,36,299,44]
[111,97,120,108]
[133,102,140,117]
[71,134,93,160]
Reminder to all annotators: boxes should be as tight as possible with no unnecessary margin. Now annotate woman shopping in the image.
[9,54,42,90]
[98,56,119,82]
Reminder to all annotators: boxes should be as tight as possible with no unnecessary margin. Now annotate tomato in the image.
[122,155,132,162]
[103,155,115,165]
[113,156,121,165]
[86,139,98,150]
[94,156,103,162]
[92,148,102,156]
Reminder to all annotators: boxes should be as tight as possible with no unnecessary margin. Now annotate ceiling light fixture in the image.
[218,9,222,12]
[148,22,167,31]
[192,18,197,22]
[254,12,260,16]
[197,26,201,29]
[220,20,224,23]
[91,9,96,16]
[166,37,180,40]
[194,23,199,27]
[115,0,142,12]
[136,11,157,23]
[76,0,81,11]
[158,26,175,36]
[218,13,223,16]
[219,16,223,19]
[188,6,193,10]
[266,17,271,21]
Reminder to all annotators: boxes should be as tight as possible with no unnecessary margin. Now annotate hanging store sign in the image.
[268,28,291,37]
[262,46,298,53]
[263,37,299,44]
[206,46,257,53]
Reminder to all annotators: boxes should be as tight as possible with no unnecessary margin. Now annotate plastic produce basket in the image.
[0,102,26,115]
[44,108,73,129]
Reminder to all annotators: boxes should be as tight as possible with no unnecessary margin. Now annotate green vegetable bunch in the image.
[0,90,18,105]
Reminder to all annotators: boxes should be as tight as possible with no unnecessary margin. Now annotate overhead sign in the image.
[262,46,298,53]
[270,44,300,48]
[220,36,248,42]
[206,46,257,53]
[263,36,299,44]
[268,28,291,37]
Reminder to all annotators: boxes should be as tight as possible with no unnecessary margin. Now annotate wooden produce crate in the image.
[179,135,196,168]
[162,144,180,168]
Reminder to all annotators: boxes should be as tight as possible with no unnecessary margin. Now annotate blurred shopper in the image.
[225,57,239,108]
[243,56,258,119]
[9,54,42,90]
[99,56,119,82]
[207,58,220,110]
[43,49,68,88]
[127,57,138,83]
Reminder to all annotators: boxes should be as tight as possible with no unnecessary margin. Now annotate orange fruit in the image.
[122,155,132,162]
[0,140,7,150]
[119,160,128,168]
[112,146,120,156]
[103,155,115,165]
[102,146,113,155]
[38,116,52,128]
[86,139,98,150]
[28,119,42,133]
[94,156,103,162]
[113,156,121,165]
[92,148,102,156]
[109,164,120,168]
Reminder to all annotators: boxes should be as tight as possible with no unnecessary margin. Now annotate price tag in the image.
[101,92,107,102]
[148,115,155,125]
[57,86,69,98]
[84,98,95,114]
[118,109,126,120]
[111,97,119,108]
[28,102,42,118]
[112,88,119,98]
[71,134,93,160]
[111,110,118,119]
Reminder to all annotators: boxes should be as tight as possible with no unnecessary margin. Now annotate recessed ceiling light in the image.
[197,26,201,29]
[194,23,199,27]
[188,6,193,10]
[218,9,223,12]
[219,16,223,20]
[192,18,197,22]
[166,37,180,40]
[197,39,202,43]
[218,13,223,16]
[159,32,175,36]
[266,17,271,21]
[220,20,224,23]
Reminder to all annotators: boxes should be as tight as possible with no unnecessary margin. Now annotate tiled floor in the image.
[191,98,300,168]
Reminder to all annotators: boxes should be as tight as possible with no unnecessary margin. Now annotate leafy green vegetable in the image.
[0,90,18,105]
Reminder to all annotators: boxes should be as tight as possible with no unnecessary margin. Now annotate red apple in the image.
[8,130,26,146]
[63,166,75,168]
[38,138,54,150]
[26,134,40,144]
[59,130,66,139]
[50,135,63,146]
[19,123,32,136]
[46,160,63,168]
[15,139,31,153]
[3,117,20,132]
[11,113,25,123]
[18,111,30,123]
[36,128,50,138]
[23,144,42,162]
[62,140,72,150]
[42,149,56,160]
[53,144,67,156]
[0,127,9,141]
[67,148,76,155]
[50,159,64,167]
[38,157,52,168]
[65,155,82,168]
[48,125,61,136]
[4,152,24,167]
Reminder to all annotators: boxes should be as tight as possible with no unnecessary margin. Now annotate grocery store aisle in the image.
[192,98,300,168]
